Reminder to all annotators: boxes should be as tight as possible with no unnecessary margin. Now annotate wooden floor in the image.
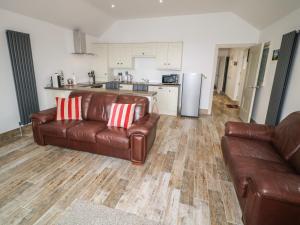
[0,94,242,225]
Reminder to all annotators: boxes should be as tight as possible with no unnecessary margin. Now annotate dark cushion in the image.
[96,127,129,150]
[87,93,118,122]
[67,121,107,143]
[222,136,284,164]
[117,95,149,121]
[40,120,81,138]
[69,91,94,120]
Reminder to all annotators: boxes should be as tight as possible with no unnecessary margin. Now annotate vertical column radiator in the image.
[6,30,40,126]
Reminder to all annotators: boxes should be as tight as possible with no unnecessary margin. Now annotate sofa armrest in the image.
[242,172,300,225]
[225,121,274,142]
[30,108,57,124]
[127,113,160,137]
[127,113,160,164]
[247,172,300,204]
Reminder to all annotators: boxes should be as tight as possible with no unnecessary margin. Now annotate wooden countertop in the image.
[44,85,157,97]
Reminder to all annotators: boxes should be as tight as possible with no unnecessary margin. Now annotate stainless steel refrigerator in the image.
[181,73,203,117]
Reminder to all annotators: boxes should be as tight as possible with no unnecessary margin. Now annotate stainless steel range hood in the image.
[72,29,94,55]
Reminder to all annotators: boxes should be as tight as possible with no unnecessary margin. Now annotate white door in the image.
[240,44,263,122]
[237,49,249,105]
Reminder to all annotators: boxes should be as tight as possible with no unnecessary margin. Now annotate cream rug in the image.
[57,200,160,225]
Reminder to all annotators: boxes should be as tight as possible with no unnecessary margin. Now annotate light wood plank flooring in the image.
[0,94,242,225]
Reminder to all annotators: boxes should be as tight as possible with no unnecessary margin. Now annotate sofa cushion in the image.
[273,112,300,160]
[56,97,82,121]
[117,95,149,121]
[228,155,294,205]
[67,121,107,143]
[40,120,81,138]
[96,127,129,150]
[222,136,284,164]
[69,91,94,120]
[87,93,118,122]
[107,103,136,128]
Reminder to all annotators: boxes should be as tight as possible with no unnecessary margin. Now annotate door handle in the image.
[248,86,259,89]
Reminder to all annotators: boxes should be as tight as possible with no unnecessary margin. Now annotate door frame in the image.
[209,43,257,114]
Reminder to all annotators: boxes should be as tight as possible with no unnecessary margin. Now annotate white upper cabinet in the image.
[132,43,156,57]
[91,43,110,81]
[155,43,169,69]
[104,42,183,70]
[108,44,133,69]
[156,42,183,70]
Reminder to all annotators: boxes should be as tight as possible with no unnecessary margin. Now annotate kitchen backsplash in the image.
[113,58,181,83]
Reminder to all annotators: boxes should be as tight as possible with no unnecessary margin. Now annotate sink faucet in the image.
[88,70,96,84]
[141,78,149,83]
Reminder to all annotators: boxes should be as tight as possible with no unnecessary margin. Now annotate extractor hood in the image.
[72,29,94,55]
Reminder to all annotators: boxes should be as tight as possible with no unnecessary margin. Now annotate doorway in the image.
[210,43,268,122]
[214,47,249,106]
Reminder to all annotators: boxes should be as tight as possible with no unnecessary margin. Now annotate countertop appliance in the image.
[181,73,203,117]
[162,74,179,84]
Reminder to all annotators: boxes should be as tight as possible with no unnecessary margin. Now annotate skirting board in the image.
[0,124,31,142]
[200,109,210,115]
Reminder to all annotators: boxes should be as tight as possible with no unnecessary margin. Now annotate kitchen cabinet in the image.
[148,86,179,116]
[156,42,183,70]
[131,43,156,57]
[119,84,133,91]
[108,44,133,69]
[92,44,111,81]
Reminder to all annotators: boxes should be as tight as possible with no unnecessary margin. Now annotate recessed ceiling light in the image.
[159,0,163,3]
[111,4,115,8]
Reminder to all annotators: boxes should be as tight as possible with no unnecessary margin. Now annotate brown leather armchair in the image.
[31,91,160,164]
[221,112,300,225]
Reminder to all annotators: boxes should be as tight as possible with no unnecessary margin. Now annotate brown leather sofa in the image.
[221,112,300,225]
[31,91,160,164]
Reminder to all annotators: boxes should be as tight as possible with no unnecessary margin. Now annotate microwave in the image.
[162,74,179,84]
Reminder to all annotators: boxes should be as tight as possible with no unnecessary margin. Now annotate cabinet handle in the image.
[158,87,163,89]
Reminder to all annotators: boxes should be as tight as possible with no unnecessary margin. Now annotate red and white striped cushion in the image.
[107,103,136,128]
[56,97,82,121]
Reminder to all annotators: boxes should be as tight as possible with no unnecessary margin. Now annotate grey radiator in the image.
[6,30,40,126]
[265,31,298,125]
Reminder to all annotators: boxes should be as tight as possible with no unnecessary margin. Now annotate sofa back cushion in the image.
[87,93,118,122]
[69,91,94,120]
[273,112,300,171]
[117,95,149,121]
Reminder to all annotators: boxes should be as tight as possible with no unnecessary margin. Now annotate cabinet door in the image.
[92,44,109,81]
[109,44,133,69]
[132,43,155,57]
[148,86,178,116]
[155,43,169,69]
[167,43,183,70]
[119,84,133,91]
[163,87,179,116]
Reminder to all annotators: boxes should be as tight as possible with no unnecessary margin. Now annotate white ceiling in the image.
[1,0,300,36]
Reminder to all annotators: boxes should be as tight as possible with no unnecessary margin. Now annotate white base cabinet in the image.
[149,86,179,116]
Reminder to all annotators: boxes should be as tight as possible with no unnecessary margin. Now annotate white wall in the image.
[0,8,97,133]
[99,13,259,112]
[252,8,300,123]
